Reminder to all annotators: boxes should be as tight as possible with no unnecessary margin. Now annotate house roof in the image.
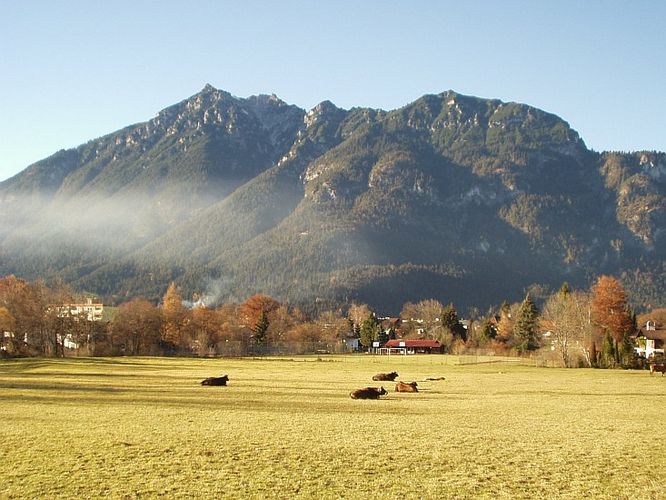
[638,329,666,341]
[384,339,442,348]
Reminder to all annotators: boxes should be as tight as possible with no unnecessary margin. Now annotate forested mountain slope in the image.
[1,86,664,313]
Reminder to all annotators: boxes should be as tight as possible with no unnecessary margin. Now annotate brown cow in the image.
[649,363,666,376]
[201,375,229,386]
[350,387,388,399]
[395,381,418,392]
[372,371,399,381]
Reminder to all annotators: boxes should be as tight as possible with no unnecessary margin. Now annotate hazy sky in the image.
[1,0,664,182]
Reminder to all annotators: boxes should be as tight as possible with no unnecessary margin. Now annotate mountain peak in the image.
[247,93,291,109]
[2,88,664,313]
[310,100,340,113]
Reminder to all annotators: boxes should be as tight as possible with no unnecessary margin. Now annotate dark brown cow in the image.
[395,381,418,392]
[372,371,399,381]
[201,375,229,386]
[649,363,666,376]
[350,387,388,399]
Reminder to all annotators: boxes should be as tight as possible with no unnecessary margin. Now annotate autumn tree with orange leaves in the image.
[590,275,636,367]
[590,276,634,342]
[240,295,280,326]
[240,294,281,346]
[160,282,188,353]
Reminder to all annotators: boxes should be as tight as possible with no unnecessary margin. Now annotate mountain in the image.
[1,85,664,314]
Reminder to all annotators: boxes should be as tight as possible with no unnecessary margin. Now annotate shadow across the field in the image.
[490,389,666,398]
[2,370,175,378]
[0,390,427,415]
[0,357,175,373]
[0,381,126,393]
[456,359,525,366]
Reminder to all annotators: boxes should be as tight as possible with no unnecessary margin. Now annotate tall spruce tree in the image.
[359,314,380,348]
[252,311,270,346]
[513,294,540,352]
[480,318,497,342]
[600,332,617,368]
[441,303,466,340]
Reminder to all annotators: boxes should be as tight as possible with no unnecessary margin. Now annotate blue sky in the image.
[1,0,664,182]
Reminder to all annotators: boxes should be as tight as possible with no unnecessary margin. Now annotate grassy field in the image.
[1,355,665,499]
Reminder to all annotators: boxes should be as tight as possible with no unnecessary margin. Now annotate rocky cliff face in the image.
[1,86,664,312]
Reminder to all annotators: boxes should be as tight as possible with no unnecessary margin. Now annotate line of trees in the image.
[0,278,352,357]
[0,276,105,357]
[0,274,659,368]
[107,286,354,356]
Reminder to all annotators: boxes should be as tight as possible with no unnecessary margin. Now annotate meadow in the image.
[1,355,664,499]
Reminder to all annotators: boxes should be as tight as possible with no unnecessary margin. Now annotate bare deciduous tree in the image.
[347,303,371,335]
[111,299,162,355]
[542,289,593,367]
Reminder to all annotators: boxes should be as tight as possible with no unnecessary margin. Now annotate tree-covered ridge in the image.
[0,86,664,313]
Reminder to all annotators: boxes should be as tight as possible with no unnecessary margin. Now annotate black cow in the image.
[350,387,388,399]
[372,371,399,381]
[201,375,229,386]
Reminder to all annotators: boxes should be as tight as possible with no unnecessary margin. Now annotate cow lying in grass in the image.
[372,371,399,381]
[395,381,418,392]
[201,375,229,386]
[350,387,388,399]
[649,363,666,376]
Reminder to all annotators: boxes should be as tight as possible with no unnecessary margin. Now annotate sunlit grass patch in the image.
[1,355,665,498]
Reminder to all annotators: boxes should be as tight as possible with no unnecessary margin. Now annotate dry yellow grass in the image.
[1,355,665,498]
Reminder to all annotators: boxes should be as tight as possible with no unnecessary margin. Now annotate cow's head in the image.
[379,386,387,395]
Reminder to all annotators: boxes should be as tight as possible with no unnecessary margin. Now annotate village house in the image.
[2,298,104,352]
[53,297,104,322]
[634,320,666,359]
[52,297,104,349]
[382,339,444,354]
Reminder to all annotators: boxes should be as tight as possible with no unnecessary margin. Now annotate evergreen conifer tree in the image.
[513,294,540,352]
[252,311,270,346]
[441,303,466,340]
[600,332,616,368]
[480,318,497,341]
[359,314,379,348]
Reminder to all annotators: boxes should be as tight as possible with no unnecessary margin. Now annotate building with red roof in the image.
[383,339,443,354]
